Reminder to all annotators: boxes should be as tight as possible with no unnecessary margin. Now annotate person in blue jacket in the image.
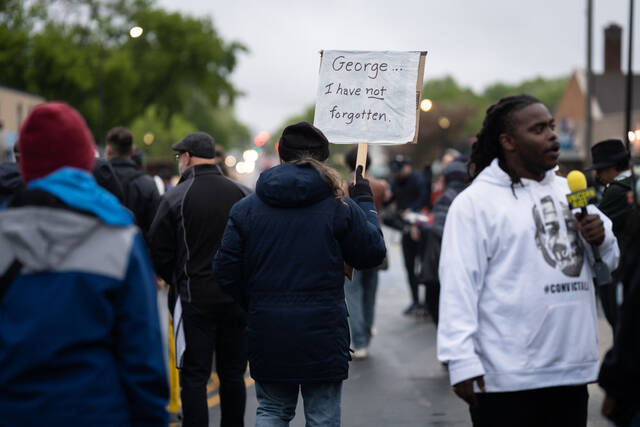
[0,102,168,426]
[213,121,386,426]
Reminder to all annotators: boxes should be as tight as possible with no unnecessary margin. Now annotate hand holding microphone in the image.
[575,214,605,246]
[566,170,611,286]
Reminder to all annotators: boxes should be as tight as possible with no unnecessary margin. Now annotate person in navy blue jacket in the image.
[0,103,168,426]
[213,121,386,426]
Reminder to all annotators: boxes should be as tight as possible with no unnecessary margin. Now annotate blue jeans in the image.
[345,268,379,349]
[254,381,342,427]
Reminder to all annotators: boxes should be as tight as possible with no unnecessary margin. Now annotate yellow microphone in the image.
[566,170,595,211]
[567,170,587,192]
[565,170,611,286]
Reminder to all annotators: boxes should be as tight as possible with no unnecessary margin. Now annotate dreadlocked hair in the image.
[290,156,346,204]
[469,94,541,197]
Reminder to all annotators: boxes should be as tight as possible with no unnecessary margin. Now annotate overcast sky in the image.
[158,0,639,138]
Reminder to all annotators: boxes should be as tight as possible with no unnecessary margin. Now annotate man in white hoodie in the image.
[437,95,619,426]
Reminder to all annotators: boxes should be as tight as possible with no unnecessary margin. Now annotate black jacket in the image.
[598,236,640,425]
[149,164,247,304]
[0,162,23,205]
[598,175,633,243]
[109,158,160,239]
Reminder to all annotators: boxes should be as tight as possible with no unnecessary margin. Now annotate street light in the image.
[243,149,259,163]
[225,155,237,168]
[143,132,154,145]
[420,98,433,112]
[438,116,451,129]
[129,26,144,38]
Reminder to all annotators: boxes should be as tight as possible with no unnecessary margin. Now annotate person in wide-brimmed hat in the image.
[585,139,634,331]
[586,138,633,242]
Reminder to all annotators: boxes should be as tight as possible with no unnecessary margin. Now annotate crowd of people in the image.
[0,96,638,427]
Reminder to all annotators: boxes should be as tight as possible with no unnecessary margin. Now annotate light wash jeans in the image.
[254,381,342,427]
[345,268,379,349]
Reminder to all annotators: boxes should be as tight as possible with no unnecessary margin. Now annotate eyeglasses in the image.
[175,152,189,161]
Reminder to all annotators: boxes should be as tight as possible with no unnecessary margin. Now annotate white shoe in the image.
[353,348,368,360]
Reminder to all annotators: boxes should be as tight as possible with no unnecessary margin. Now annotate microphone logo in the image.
[566,188,596,209]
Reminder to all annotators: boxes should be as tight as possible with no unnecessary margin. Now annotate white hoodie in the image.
[437,158,619,392]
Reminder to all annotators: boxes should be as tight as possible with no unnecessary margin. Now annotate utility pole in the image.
[585,0,594,164]
[625,0,635,152]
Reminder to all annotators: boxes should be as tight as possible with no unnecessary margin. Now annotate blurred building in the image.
[0,85,45,160]
[555,24,640,164]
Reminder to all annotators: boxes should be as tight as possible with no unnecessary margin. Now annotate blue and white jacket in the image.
[0,168,168,426]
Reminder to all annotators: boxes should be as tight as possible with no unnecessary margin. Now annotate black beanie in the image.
[278,122,330,162]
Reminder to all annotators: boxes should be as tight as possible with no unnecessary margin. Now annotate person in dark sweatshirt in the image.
[106,127,160,241]
[213,122,386,426]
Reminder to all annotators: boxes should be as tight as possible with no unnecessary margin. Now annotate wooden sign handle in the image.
[345,142,369,280]
[354,142,368,184]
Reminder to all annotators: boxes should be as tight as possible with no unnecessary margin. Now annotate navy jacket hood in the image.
[256,163,332,208]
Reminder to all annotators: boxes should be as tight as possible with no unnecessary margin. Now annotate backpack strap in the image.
[0,259,23,303]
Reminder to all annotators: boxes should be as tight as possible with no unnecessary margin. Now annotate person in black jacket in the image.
[106,127,160,241]
[213,122,386,427]
[586,139,634,330]
[92,157,125,204]
[149,131,248,427]
[0,160,22,205]
[0,143,23,205]
[599,206,640,426]
[411,157,468,324]
[386,155,425,315]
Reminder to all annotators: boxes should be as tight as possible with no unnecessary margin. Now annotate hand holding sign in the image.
[348,166,373,201]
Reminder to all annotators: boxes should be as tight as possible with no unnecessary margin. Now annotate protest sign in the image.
[313,50,427,279]
[314,50,427,145]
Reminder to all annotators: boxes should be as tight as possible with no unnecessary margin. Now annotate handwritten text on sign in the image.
[313,51,422,144]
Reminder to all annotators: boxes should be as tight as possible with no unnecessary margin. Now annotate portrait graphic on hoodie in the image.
[533,196,584,277]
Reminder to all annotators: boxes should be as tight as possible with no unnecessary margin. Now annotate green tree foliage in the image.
[183,89,250,149]
[423,76,484,110]
[129,104,196,159]
[483,76,568,111]
[0,0,249,160]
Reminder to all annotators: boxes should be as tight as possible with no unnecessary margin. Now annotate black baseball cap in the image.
[172,132,215,159]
